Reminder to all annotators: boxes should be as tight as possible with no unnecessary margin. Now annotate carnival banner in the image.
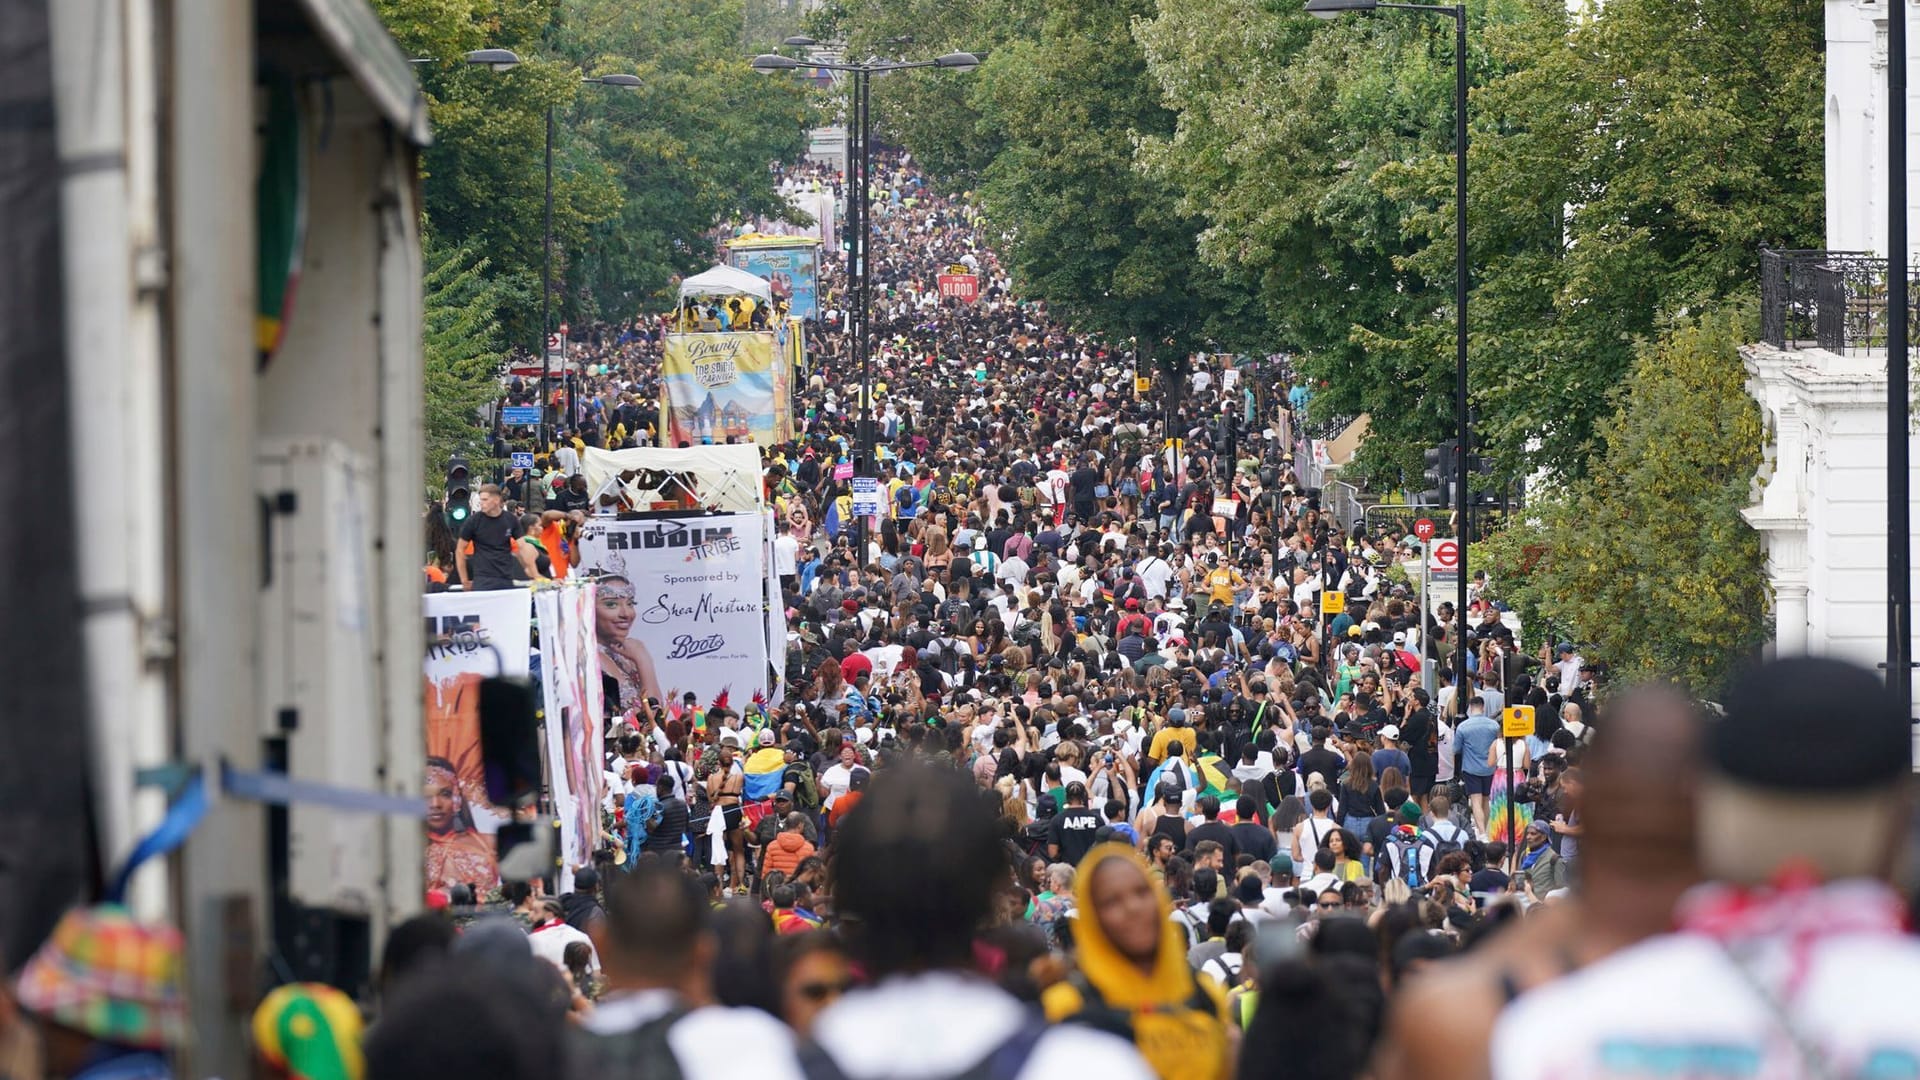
[575,513,771,716]
[534,583,604,890]
[726,235,821,319]
[422,589,531,892]
[764,509,788,707]
[660,332,787,447]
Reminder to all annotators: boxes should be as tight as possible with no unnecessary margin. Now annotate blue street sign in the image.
[501,406,542,425]
[510,452,535,470]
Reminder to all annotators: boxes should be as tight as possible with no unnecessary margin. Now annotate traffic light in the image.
[445,456,471,528]
[1419,440,1456,507]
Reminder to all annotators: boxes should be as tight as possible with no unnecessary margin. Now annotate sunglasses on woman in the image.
[798,979,854,1002]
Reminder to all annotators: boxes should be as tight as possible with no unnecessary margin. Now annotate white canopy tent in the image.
[581,444,765,514]
[677,265,773,305]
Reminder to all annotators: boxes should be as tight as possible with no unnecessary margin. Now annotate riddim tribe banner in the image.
[575,513,771,717]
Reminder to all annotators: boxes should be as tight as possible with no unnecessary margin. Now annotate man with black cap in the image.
[1491,657,1920,1078]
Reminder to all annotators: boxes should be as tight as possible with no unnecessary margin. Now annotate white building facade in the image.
[1744,0,1920,710]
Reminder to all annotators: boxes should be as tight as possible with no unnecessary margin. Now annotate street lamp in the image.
[754,45,980,563]
[1306,0,1471,722]
[464,48,522,72]
[465,51,641,466]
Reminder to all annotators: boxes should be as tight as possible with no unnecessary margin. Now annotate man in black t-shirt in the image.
[1186,795,1239,862]
[1046,781,1103,866]
[457,484,533,590]
[1297,723,1346,783]
[1228,794,1277,865]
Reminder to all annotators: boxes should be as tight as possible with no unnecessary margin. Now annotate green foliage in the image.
[374,0,812,342]
[554,0,812,320]
[966,0,1268,360]
[422,236,509,494]
[1137,0,1822,479]
[1479,310,1770,696]
[829,0,1048,189]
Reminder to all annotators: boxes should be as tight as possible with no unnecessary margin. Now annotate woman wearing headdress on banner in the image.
[594,574,668,715]
[424,754,500,890]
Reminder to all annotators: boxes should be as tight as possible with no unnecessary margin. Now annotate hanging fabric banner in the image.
[534,582,605,891]
[764,510,787,707]
[422,589,532,892]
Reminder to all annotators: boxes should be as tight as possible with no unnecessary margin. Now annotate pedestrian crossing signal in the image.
[445,456,471,527]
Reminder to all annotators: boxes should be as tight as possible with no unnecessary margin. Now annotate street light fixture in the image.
[463,48,522,72]
[754,47,980,560]
[750,54,803,74]
[467,49,641,467]
[1305,0,1379,15]
[1306,0,1471,724]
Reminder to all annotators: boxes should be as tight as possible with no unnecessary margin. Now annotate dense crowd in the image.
[13,153,1920,1080]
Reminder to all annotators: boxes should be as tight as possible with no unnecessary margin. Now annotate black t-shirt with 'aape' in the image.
[1048,806,1104,866]
[460,510,519,582]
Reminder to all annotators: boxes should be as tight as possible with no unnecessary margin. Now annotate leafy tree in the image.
[374,0,812,341]
[1136,0,1470,482]
[421,237,510,494]
[374,0,613,347]
[1137,0,1821,480]
[817,0,1048,189]
[554,0,812,321]
[1479,310,1769,696]
[969,0,1267,367]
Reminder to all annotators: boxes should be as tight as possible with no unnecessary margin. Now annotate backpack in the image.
[799,1016,1049,1080]
[1205,954,1244,989]
[1417,822,1467,880]
[566,1006,689,1080]
[1171,905,1205,948]
[789,764,823,813]
[1377,830,1425,888]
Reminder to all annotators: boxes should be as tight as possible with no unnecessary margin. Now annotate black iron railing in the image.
[1761,248,1920,352]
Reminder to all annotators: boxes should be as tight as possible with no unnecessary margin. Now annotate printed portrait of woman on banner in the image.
[423,754,499,890]
[594,575,667,714]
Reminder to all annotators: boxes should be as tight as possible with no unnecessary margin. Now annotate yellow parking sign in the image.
[1502,705,1536,739]
[1320,592,1345,616]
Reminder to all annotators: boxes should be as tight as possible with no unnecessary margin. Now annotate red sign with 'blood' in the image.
[937,272,979,303]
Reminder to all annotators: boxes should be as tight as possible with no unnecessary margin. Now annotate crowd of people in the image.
[11,153,1920,1080]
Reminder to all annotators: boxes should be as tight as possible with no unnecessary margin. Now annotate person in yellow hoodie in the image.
[1042,844,1234,1080]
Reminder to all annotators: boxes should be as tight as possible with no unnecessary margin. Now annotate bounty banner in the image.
[660,332,787,447]
[727,234,821,318]
[534,583,604,889]
[422,589,532,891]
[575,513,771,717]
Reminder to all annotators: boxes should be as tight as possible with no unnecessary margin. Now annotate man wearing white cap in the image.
[1372,724,1411,781]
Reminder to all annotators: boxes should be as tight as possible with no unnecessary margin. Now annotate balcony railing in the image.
[1760,248,1920,352]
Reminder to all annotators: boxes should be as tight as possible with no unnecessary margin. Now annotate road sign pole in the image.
[1505,734,1515,869]
[1422,552,1435,695]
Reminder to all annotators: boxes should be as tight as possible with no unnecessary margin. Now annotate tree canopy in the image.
[375,0,812,347]
[1135,0,1821,480]
[1478,309,1770,696]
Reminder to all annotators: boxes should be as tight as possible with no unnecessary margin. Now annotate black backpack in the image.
[800,1015,1049,1080]
[1418,822,1467,878]
[566,1007,690,1080]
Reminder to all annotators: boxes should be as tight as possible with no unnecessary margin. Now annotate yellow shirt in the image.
[1149,726,1196,763]
[1204,568,1242,606]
